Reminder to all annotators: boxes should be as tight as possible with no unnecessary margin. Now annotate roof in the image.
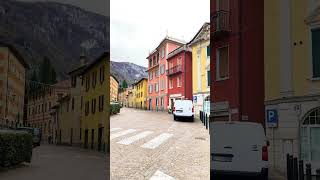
[187,22,210,46]
[68,64,88,76]
[0,42,30,69]
[146,36,186,59]
[167,45,191,59]
[110,74,119,84]
[133,77,147,85]
[53,80,71,89]
[80,52,109,75]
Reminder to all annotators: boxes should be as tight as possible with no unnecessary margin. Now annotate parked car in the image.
[16,127,41,147]
[210,121,269,180]
[172,100,194,121]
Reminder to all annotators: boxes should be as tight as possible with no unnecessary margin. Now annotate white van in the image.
[172,100,194,121]
[210,121,269,180]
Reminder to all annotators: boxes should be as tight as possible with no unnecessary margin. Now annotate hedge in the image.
[110,103,121,115]
[0,130,33,167]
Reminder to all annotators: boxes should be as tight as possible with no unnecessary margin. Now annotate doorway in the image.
[84,129,88,149]
[98,127,103,151]
[91,129,94,150]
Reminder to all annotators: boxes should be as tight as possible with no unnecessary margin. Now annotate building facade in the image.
[110,74,119,102]
[134,78,148,109]
[0,43,28,128]
[167,45,193,111]
[146,36,185,111]
[127,85,136,108]
[210,0,264,124]
[265,0,320,175]
[27,80,70,142]
[188,23,211,116]
[80,52,109,152]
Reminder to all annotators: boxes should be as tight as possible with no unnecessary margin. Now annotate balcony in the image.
[211,10,230,39]
[166,65,183,76]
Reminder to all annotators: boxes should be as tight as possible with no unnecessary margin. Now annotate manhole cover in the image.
[195,137,206,141]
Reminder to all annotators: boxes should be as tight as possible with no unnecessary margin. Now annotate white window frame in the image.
[216,45,230,81]
[177,76,182,87]
[309,25,320,80]
[169,79,173,89]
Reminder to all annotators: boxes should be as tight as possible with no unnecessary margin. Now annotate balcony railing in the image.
[166,65,182,76]
[211,10,230,39]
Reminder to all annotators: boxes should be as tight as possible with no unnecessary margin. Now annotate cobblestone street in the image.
[111,108,210,180]
[0,144,108,180]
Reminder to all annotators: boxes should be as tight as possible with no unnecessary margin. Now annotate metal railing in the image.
[166,65,183,76]
[211,10,230,35]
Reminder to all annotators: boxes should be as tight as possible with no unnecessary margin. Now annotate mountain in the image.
[0,0,109,80]
[111,61,147,85]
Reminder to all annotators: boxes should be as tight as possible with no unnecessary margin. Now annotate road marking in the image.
[110,128,122,132]
[110,129,137,140]
[149,170,175,180]
[117,131,153,145]
[141,133,173,149]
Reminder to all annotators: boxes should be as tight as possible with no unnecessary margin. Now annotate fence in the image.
[287,154,320,180]
[199,110,209,131]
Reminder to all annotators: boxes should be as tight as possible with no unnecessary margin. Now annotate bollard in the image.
[200,111,203,122]
[316,169,320,180]
[287,155,293,180]
[306,164,312,180]
[206,114,208,129]
[293,157,298,180]
[299,160,304,180]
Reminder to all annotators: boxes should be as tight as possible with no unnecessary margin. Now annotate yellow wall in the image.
[191,40,210,94]
[264,0,320,101]
[128,87,136,108]
[110,76,118,102]
[81,53,109,151]
[135,79,147,109]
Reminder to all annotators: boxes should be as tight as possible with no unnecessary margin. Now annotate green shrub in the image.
[0,130,33,167]
[110,103,121,115]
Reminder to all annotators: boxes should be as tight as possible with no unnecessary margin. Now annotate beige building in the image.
[110,74,119,102]
[26,80,70,142]
[0,43,29,128]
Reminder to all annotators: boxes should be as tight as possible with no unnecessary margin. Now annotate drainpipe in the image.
[238,0,243,121]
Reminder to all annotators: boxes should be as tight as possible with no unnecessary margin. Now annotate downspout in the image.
[238,0,243,121]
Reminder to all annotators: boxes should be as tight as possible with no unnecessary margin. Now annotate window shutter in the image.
[312,29,320,78]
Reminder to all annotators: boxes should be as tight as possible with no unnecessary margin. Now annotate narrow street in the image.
[0,144,108,180]
[111,108,210,180]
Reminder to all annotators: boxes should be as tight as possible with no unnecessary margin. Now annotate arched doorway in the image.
[300,107,320,172]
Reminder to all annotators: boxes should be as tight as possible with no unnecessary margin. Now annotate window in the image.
[85,101,89,116]
[177,76,182,87]
[149,85,153,93]
[149,59,152,67]
[312,29,320,78]
[86,75,90,91]
[99,95,104,112]
[169,79,173,89]
[155,83,159,92]
[216,46,229,80]
[178,57,182,65]
[92,71,97,88]
[207,70,211,87]
[160,65,165,74]
[155,69,159,77]
[100,66,105,83]
[72,98,75,111]
[160,79,165,90]
[91,99,96,114]
[161,48,165,58]
[149,72,153,80]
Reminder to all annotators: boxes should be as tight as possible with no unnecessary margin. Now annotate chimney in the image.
[80,55,87,66]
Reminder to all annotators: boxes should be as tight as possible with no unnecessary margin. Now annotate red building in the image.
[167,45,192,111]
[210,0,264,124]
[146,36,185,111]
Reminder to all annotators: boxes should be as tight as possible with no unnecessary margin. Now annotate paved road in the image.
[110,108,210,180]
[0,144,109,180]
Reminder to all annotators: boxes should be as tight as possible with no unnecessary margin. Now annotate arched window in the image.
[300,107,320,163]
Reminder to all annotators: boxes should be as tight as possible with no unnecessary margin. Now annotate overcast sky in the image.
[18,0,109,16]
[111,0,209,67]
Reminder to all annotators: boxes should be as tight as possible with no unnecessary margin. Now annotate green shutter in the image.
[207,70,211,86]
[207,46,211,57]
[312,29,320,78]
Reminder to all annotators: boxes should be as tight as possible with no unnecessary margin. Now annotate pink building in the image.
[146,36,185,111]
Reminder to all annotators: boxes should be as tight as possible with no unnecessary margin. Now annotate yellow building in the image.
[0,43,29,128]
[188,23,210,115]
[79,52,110,152]
[110,74,119,102]
[265,0,320,175]
[134,78,148,109]
[127,85,136,108]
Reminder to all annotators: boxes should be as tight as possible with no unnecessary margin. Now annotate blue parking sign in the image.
[266,109,278,128]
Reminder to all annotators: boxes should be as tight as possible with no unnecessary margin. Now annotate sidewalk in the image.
[269,168,286,180]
